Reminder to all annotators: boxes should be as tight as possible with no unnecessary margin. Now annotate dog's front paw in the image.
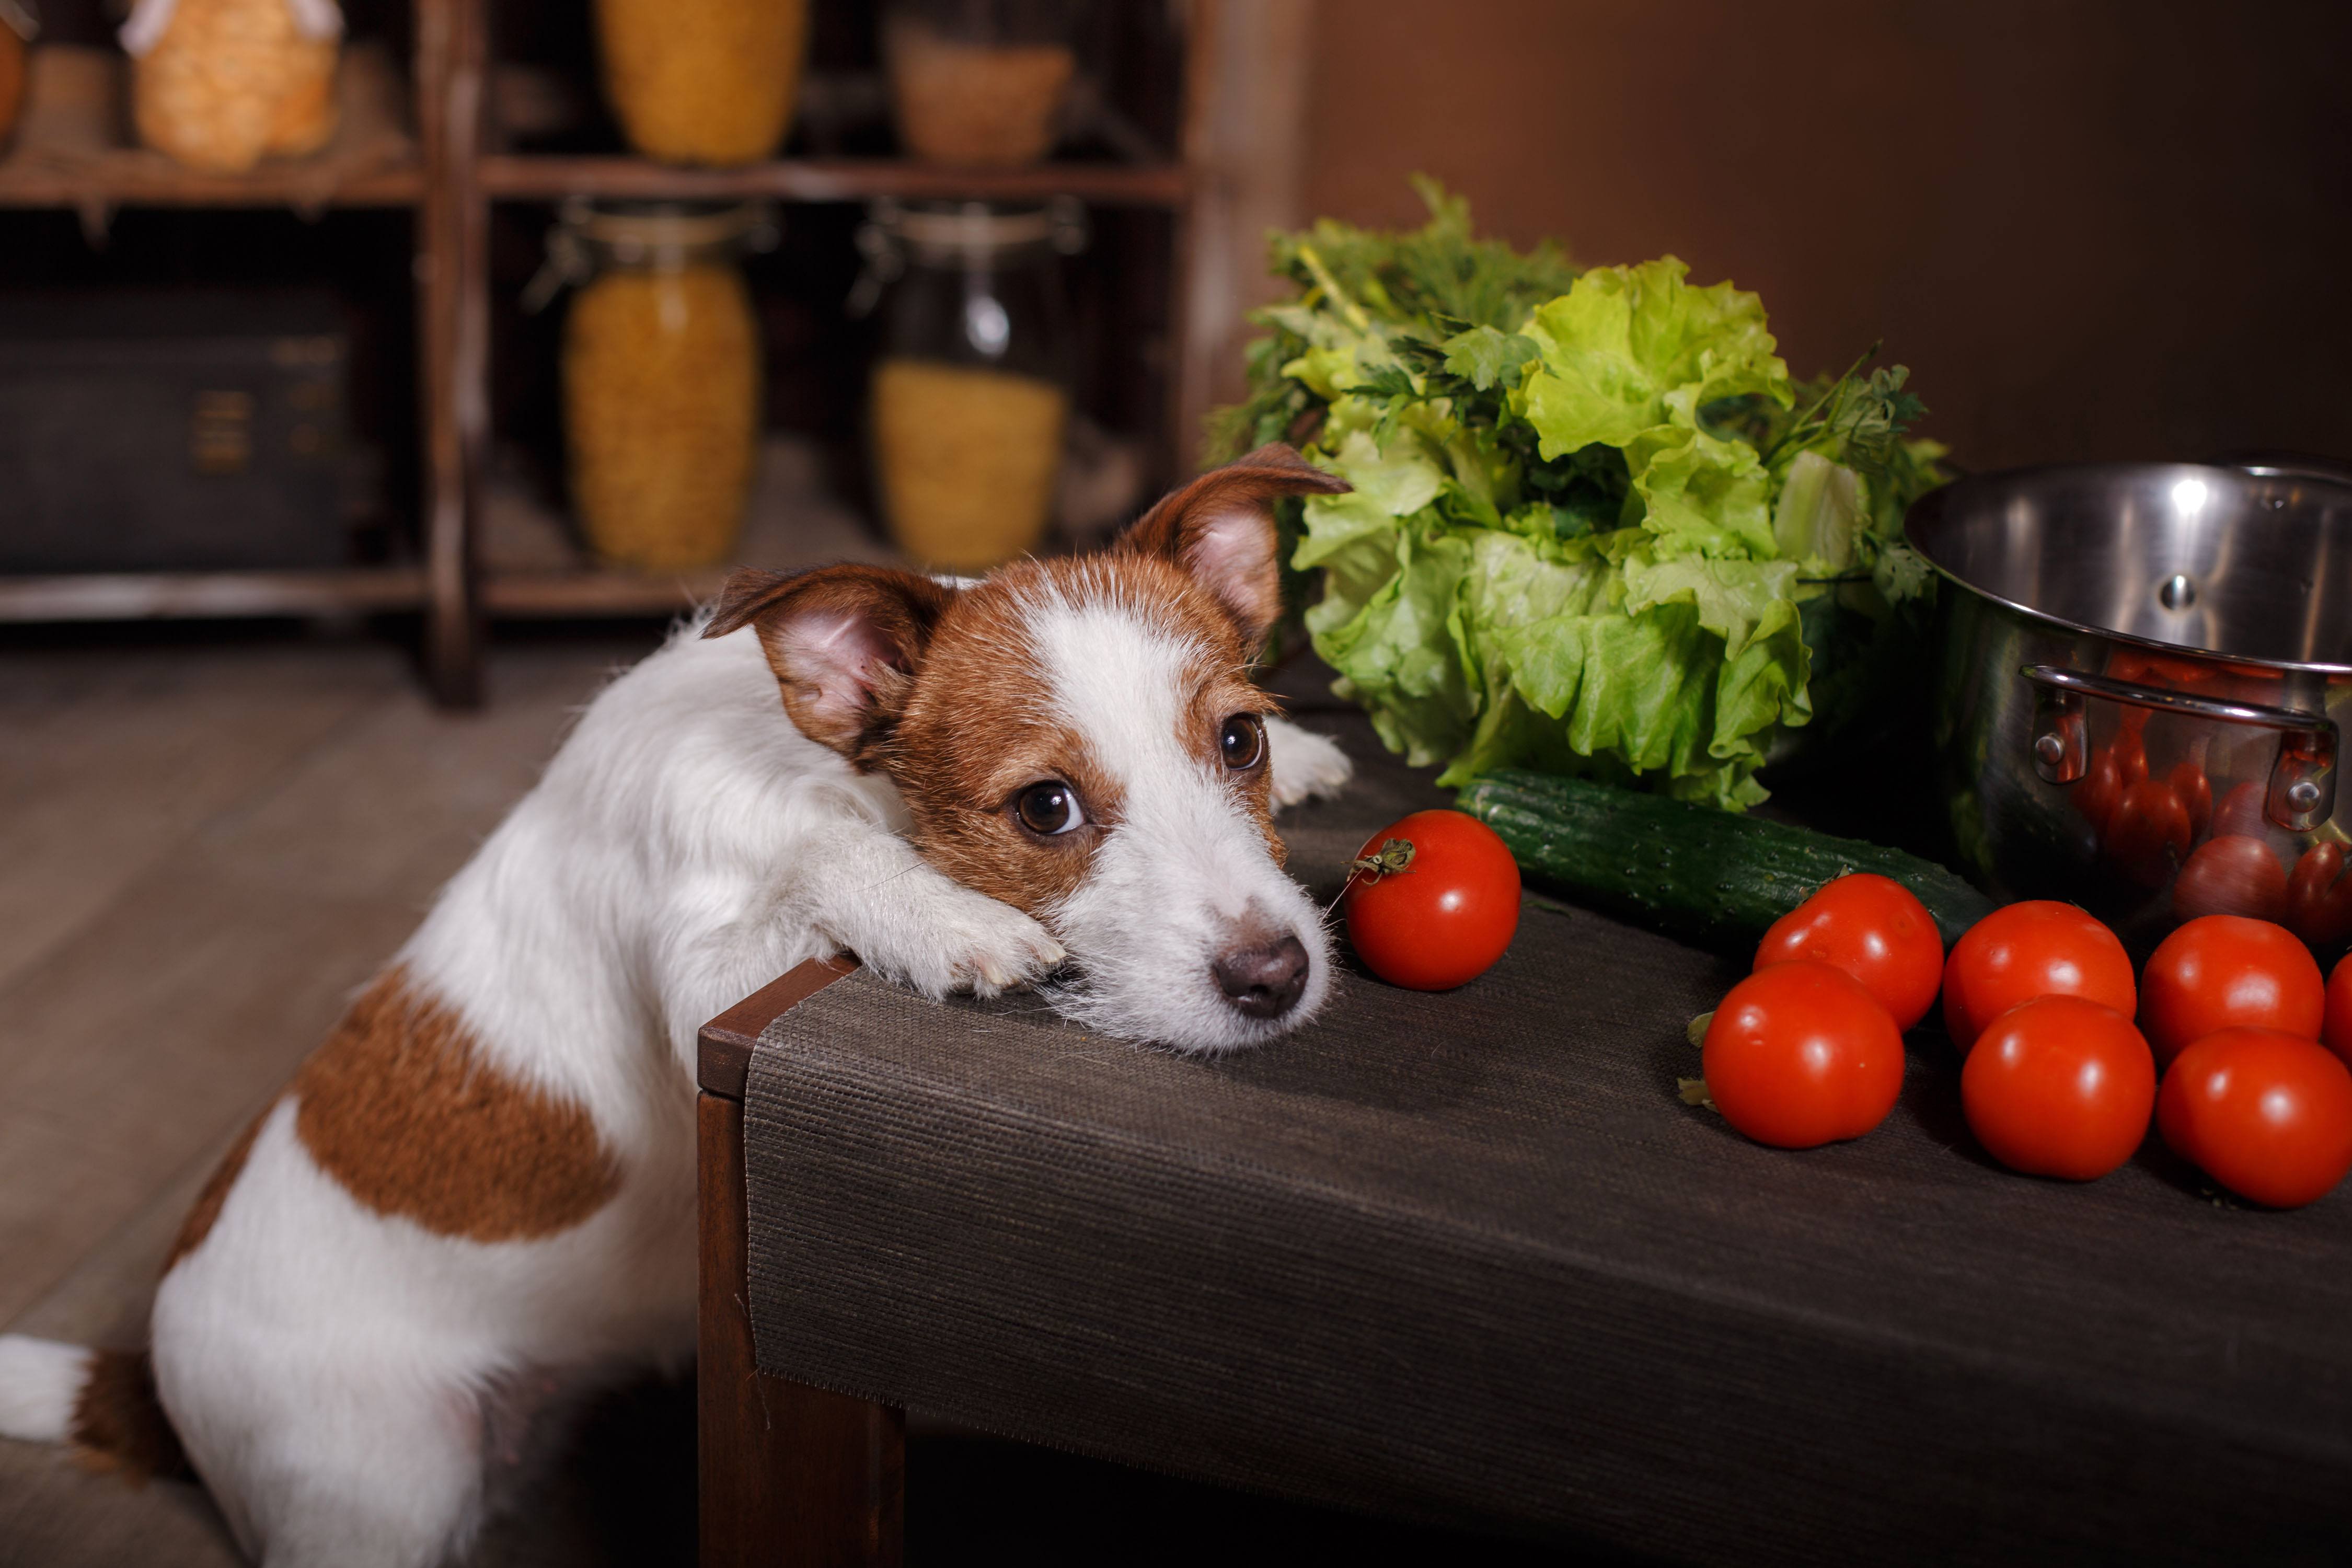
[873,883,1065,1000]
[1265,716,1354,809]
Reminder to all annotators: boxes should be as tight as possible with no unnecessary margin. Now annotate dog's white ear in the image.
[1115,443,1350,647]
[704,564,955,757]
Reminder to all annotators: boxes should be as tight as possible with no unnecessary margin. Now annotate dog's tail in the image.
[0,1335,190,1482]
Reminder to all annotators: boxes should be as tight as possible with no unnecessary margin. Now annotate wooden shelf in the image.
[0,567,429,621]
[0,44,422,212]
[480,568,725,617]
[474,435,902,620]
[479,154,1186,206]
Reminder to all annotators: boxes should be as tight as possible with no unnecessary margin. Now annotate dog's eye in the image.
[1014,781,1086,836]
[1220,714,1266,771]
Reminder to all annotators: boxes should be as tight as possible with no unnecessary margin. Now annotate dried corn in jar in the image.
[855,199,1085,571]
[120,0,340,174]
[883,0,1078,167]
[593,0,809,166]
[543,201,775,571]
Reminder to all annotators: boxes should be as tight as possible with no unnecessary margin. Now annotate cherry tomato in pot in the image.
[1961,996,2155,1181]
[2102,778,2192,888]
[2139,915,2323,1067]
[2288,843,2352,952]
[2169,760,2213,840]
[1701,961,1906,1149]
[2073,747,2123,836]
[1941,901,2136,1054]
[2157,1027,2352,1208]
[2171,834,2288,924]
[2111,727,2149,785]
[1344,810,1520,990]
[2212,780,2269,840]
[1754,873,1942,1031]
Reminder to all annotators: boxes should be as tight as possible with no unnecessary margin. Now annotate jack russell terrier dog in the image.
[0,445,1355,1566]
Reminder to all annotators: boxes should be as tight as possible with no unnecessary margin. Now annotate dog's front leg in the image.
[795,825,1065,1000]
[1265,714,1354,808]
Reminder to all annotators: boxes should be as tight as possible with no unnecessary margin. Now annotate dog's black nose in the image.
[1212,933,1309,1019]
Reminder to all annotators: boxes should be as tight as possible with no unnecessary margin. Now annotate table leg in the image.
[699,1091,905,1568]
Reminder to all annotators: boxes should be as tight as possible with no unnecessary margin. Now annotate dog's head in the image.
[706,444,1350,1052]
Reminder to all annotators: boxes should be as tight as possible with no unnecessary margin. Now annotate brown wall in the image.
[1298,0,2352,471]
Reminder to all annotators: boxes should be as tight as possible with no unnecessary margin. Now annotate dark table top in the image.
[722,682,2352,1567]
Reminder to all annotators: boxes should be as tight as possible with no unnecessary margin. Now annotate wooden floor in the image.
[0,625,668,1567]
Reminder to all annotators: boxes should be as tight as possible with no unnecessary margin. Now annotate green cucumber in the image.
[1458,769,1995,953]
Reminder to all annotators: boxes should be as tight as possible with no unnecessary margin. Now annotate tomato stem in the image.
[1332,836,1416,911]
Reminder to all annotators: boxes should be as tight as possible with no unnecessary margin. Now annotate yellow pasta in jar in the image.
[593,0,810,166]
[871,358,1067,572]
[562,266,760,571]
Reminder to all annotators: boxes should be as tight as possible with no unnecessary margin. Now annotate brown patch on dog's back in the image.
[163,1100,275,1272]
[71,1348,192,1485]
[293,967,619,1242]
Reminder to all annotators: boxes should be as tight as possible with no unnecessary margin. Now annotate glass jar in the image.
[593,0,809,167]
[882,0,1082,166]
[540,200,775,572]
[120,0,340,174]
[856,199,1085,572]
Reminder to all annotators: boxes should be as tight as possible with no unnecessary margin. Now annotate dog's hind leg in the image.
[153,1334,489,1568]
[151,1104,500,1568]
[238,1374,488,1568]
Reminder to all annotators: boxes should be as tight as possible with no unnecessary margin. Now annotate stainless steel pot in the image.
[1906,461,2352,954]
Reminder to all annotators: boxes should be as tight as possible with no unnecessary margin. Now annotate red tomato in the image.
[1344,810,1520,990]
[1701,961,1906,1149]
[2212,780,2269,840]
[2157,1027,2352,1207]
[2171,834,2288,923]
[2169,760,2213,840]
[1754,873,1943,1031]
[1961,996,2157,1180]
[2102,779,2192,887]
[2139,915,2324,1066]
[1941,901,2136,1053]
[2111,727,2149,784]
[2324,952,2352,1071]
[2288,843,2352,951]
[2073,747,2122,835]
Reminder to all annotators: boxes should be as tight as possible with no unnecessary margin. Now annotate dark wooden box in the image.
[0,290,362,573]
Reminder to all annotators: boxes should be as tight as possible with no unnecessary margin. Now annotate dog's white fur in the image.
[0,523,1352,1564]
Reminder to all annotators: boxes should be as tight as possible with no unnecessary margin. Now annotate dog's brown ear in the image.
[703,564,956,759]
[1114,443,1349,647]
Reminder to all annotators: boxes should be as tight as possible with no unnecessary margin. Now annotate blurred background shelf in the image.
[0,42,422,210]
[0,0,1300,708]
[477,155,1187,206]
[474,435,896,619]
[0,566,428,621]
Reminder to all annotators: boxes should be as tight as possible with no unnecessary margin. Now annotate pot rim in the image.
[1904,462,2352,680]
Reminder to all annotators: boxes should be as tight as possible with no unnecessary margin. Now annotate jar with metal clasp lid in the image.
[527,198,778,571]
[851,197,1086,572]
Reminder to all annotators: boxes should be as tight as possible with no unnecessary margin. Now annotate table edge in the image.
[696,955,862,1099]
